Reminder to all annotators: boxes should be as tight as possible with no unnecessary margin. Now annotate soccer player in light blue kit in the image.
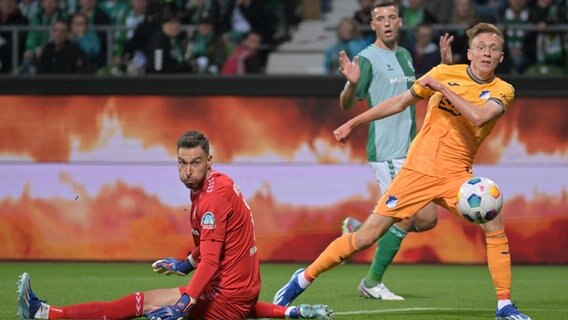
[337,0,451,301]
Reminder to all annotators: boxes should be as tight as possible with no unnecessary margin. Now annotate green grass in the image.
[1,262,567,319]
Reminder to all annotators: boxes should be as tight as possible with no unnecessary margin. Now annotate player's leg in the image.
[355,161,439,300]
[274,168,433,307]
[273,213,396,306]
[16,272,180,320]
[249,301,332,319]
[343,204,438,289]
[355,160,408,299]
[480,216,531,320]
[440,174,530,320]
[17,272,146,319]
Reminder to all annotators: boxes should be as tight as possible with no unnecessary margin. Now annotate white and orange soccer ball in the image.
[457,177,503,224]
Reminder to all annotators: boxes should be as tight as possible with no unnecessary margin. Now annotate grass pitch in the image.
[1,262,566,319]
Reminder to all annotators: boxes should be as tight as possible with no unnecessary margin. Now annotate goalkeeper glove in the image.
[145,293,194,320]
[152,257,194,276]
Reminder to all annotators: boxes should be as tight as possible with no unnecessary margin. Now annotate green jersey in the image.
[354,44,417,162]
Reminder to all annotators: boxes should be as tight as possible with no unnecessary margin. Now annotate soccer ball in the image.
[457,177,503,224]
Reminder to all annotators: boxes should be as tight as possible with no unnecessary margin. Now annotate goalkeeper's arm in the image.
[152,253,198,276]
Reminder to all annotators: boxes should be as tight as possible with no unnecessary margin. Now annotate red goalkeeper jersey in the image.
[186,170,261,302]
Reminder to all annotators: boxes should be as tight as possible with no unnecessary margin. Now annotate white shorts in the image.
[369,158,406,194]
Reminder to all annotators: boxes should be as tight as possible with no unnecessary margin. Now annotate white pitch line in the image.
[335,307,568,315]
[335,307,484,315]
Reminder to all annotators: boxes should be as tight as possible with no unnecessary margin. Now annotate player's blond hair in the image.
[466,22,504,47]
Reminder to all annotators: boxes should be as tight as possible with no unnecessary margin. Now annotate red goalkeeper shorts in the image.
[179,286,258,320]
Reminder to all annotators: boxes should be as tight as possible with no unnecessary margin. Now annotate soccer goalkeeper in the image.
[17,130,332,320]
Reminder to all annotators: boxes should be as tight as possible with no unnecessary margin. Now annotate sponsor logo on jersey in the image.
[386,64,394,71]
[448,82,460,86]
[386,195,398,209]
[201,212,216,229]
[479,90,491,100]
[389,75,415,84]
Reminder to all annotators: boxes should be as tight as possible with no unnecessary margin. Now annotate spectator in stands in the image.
[145,11,191,73]
[219,0,274,69]
[423,0,453,23]
[99,0,130,72]
[0,0,28,73]
[410,23,441,74]
[323,17,367,75]
[187,15,226,74]
[525,0,567,72]
[281,0,302,42]
[110,0,147,74]
[121,0,162,75]
[500,0,531,73]
[37,19,88,73]
[473,0,507,22]
[22,0,68,73]
[78,0,111,31]
[221,30,262,75]
[100,0,130,25]
[154,0,185,17]
[451,0,480,27]
[448,0,481,64]
[399,0,438,48]
[19,0,40,21]
[400,0,438,27]
[60,0,79,16]
[352,0,374,42]
[78,0,111,68]
[181,0,221,26]
[69,12,100,72]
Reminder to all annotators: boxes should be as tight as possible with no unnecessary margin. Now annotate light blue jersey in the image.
[353,44,417,162]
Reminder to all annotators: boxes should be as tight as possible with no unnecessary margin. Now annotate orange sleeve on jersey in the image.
[491,81,515,112]
[411,64,448,99]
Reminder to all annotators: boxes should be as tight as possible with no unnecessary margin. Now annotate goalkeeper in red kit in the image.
[17,130,332,320]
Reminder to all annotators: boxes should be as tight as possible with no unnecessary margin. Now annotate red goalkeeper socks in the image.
[48,292,144,319]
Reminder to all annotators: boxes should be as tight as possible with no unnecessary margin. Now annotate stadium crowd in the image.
[1,0,568,75]
[0,0,302,75]
[327,0,568,76]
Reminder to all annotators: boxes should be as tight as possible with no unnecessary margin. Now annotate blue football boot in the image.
[495,303,531,320]
[274,268,306,306]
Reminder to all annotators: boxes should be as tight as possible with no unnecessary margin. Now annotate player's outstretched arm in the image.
[334,90,419,143]
[418,75,503,127]
[152,255,197,276]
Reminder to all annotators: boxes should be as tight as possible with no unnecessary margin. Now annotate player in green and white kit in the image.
[338,1,453,300]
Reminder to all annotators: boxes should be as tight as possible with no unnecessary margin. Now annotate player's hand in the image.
[152,257,194,276]
[439,33,454,65]
[338,50,360,85]
[333,123,352,143]
[145,294,194,320]
[418,75,442,92]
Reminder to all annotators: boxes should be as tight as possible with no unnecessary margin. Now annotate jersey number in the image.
[437,96,461,116]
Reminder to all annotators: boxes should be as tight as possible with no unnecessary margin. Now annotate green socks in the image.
[364,224,406,287]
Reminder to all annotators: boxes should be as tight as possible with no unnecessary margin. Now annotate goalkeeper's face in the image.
[177,146,212,191]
